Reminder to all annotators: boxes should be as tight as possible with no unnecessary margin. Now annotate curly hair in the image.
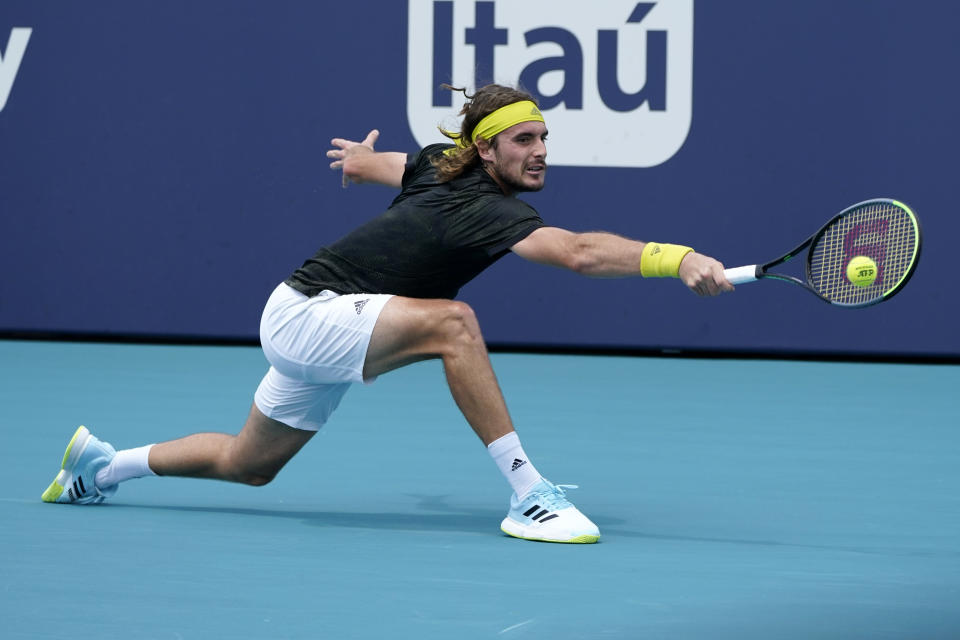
[431,84,539,183]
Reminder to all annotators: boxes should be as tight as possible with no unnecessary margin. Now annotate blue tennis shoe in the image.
[501,479,600,543]
[41,426,118,504]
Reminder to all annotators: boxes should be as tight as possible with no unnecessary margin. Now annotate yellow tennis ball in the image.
[846,256,878,287]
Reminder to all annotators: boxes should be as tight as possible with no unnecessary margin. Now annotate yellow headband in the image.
[442,100,545,152]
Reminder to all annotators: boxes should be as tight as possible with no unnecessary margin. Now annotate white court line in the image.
[499,619,535,634]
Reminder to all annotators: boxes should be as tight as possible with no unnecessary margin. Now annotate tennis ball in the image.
[846,255,878,287]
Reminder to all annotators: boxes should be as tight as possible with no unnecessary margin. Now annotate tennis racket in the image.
[723,198,922,308]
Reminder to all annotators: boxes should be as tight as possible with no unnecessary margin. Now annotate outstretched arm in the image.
[511,226,733,297]
[327,129,407,188]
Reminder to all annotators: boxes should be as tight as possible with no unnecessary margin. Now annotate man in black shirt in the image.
[285,139,544,301]
[42,84,733,544]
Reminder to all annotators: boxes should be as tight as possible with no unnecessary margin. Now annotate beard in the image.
[500,175,545,194]
[488,159,546,194]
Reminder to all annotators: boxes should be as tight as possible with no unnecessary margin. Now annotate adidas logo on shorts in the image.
[354,299,369,315]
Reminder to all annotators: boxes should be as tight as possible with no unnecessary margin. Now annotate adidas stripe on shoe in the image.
[500,479,600,544]
[41,426,118,504]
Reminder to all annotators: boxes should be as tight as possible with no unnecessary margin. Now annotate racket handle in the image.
[724,265,760,285]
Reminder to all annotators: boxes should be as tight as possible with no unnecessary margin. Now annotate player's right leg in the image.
[363,296,600,543]
[363,296,515,446]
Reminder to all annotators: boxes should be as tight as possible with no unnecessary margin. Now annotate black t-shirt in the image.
[284,144,544,299]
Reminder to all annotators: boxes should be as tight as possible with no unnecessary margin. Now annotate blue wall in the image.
[1,1,956,358]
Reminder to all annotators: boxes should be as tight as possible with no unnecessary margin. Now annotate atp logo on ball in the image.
[406,0,694,168]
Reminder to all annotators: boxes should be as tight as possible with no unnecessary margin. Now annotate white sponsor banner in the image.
[407,1,693,167]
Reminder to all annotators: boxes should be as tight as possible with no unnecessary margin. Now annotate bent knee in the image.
[220,453,283,487]
[236,470,278,487]
[439,301,482,344]
[242,474,277,487]
[223,467,277,487]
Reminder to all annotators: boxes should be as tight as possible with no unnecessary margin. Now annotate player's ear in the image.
[475,136,495,163]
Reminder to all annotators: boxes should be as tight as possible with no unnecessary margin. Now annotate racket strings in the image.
[808,202,919,305]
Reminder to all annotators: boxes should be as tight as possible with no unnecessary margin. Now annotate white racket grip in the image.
[724,265,760,285]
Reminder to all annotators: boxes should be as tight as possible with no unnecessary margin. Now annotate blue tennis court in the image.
[2,339,958,639]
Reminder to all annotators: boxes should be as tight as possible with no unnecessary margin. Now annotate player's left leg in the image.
[42,283,360,504]
[146,403,315,485]
[41,403,315,504]
[41,425,118,504]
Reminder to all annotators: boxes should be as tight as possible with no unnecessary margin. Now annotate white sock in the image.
[95,444,157,488]
[487,432,542,498]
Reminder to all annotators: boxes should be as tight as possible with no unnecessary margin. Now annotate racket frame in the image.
[725,198,922,308]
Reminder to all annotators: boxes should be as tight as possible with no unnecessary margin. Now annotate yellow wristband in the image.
[640,243,695,278]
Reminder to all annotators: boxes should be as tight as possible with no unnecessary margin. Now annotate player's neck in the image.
[483,163,514,197]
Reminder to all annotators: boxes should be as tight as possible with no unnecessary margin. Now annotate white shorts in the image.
[253,283,393,431]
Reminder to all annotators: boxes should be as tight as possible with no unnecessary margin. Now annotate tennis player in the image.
[41,84,733,543]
